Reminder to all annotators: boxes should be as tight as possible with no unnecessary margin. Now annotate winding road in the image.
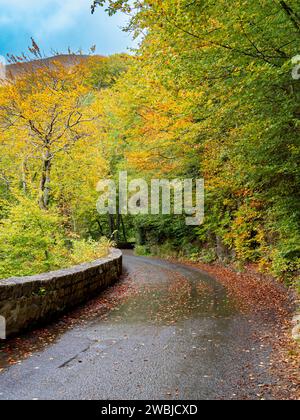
[0,252,275,400]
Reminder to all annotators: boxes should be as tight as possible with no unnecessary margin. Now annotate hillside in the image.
[5,54,102,79]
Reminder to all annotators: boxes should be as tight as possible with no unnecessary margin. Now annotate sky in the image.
[0,0,135,59]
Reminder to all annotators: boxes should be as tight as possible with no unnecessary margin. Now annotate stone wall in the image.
[0,249,122,338]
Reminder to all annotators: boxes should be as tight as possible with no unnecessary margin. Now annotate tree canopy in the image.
[91,0,300,281]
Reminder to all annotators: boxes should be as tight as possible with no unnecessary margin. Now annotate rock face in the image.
[0,249,122,338]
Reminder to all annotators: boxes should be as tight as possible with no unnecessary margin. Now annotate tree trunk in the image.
[116,211,121,241]
[136,227,145,246]
[108,214,115,238]
[39,153,52,210]
[216,235,230,262]
[120,215,127,242]
[96,219,104,236]
[279,1,300,33]
[21,160,28,194]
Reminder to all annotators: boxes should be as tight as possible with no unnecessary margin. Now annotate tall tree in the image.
[0,57,96,210]
[93,0,300,278]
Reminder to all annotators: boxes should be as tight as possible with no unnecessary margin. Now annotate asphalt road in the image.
[0,253,274,400]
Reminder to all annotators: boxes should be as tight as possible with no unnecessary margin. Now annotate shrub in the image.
[199,248,217,264]
[70,237,114,265]
[0,198,68,278]
[0,198,113,279]
[134,245,151,256]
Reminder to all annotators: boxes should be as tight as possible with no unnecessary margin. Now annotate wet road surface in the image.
[0,253,274,400]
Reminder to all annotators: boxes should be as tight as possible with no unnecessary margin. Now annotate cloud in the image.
[0,0,134,56]
[35,0,89,38]
[0,0,88,34]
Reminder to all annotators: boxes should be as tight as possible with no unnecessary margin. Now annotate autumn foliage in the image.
[0,0,300,287]
[93,0,300,286]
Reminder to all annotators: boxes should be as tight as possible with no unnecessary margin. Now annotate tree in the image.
[94,0,300,279]
[86,54,132,90]
[0,55,97,210]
